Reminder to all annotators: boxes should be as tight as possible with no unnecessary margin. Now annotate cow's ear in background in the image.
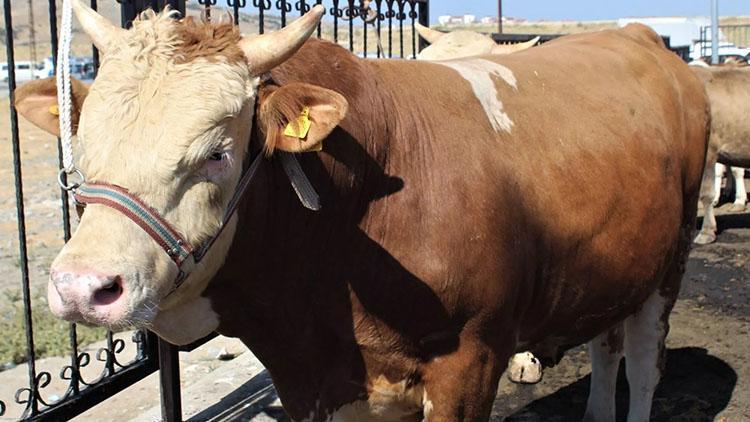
[13,77,89,137]
[257,82,348,154]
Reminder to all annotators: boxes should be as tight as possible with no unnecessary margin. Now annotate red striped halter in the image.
[71,152,265,296]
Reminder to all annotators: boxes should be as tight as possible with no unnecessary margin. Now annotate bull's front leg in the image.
[729,166,747,212]
[421,338,508,421]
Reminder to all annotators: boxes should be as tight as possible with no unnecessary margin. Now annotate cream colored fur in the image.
[51,10,258,337]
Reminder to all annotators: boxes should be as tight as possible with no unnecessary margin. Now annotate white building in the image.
[437,14,478,26]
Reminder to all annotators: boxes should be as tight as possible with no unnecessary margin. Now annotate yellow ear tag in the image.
[283,106,312,140]
[48,105,60,116]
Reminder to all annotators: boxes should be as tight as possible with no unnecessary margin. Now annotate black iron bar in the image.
[4,0,39,417]
[229,0,242,25]
[257,0,266,34]
[280,0,288,27]
[158,339,182,422]
[363,2,368,57]
[416,0,427,52]
[397,0,404,57]
[386,0,393,57]
[348,0,354,51]
[332,0,340,43]
[408,1,416,58]
[90,1,100,76]
[316,0,323,37]
[375,0,382,57]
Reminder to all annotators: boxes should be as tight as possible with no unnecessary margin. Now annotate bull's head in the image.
[14,0,347,343]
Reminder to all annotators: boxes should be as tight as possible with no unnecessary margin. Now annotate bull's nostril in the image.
[92,277,123,306]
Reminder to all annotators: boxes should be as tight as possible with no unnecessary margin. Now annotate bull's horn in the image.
[491,36,540,55]
[239,5,325,74]
[71,0,126,53]
[415,23,444,45]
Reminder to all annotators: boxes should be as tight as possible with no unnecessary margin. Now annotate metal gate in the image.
[0,1,428,420]
[699,24,750,62]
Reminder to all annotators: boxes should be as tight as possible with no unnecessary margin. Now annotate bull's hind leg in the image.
[623,290,674,422]
[695,146,719,244]
[730,166,747,211]
[713,163,725,206]
[583,324,624,422]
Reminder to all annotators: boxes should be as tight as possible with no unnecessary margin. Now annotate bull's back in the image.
[368,24,708,346]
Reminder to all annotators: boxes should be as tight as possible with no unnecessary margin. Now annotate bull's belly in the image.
[517,247,682,366]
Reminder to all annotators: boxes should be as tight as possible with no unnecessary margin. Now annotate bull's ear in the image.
[13,77,89,137]
[258,82,348,154]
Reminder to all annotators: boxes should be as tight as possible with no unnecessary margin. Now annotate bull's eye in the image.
[209,151,224,161]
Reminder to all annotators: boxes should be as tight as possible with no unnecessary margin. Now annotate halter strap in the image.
[72,152,265,294]
[73,183,193,266]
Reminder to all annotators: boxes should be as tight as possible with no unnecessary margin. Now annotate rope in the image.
[56,0,75,173]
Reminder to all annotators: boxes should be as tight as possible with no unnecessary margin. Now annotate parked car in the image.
[1,56,95,84]
[0,61,45,83]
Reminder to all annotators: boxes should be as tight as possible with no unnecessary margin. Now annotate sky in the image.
[430,0,750,22]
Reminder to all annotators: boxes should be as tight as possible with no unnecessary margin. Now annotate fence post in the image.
[158,338,182,422]
[417,0,429,52]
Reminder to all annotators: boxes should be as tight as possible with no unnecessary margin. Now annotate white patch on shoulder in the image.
[437,58,517,133]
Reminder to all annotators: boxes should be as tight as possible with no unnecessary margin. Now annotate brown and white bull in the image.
[691,65,750,244]
[15,2,709,420]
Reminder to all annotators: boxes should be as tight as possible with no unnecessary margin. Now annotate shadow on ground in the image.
[188,370,289,422]
[187,347,735,421]
[698,211,750,234]
[506,347,736,421]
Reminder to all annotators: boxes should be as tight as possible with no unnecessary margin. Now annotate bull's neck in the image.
[208,39,401,314]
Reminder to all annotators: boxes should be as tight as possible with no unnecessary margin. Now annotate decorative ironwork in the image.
[1,1,428,421]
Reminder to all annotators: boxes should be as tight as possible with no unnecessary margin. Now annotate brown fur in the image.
[173,16,244,64]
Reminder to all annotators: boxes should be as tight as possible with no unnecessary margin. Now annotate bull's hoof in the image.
[729,203,746,213]
[693,231,717,245]
[507,352,542,384]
